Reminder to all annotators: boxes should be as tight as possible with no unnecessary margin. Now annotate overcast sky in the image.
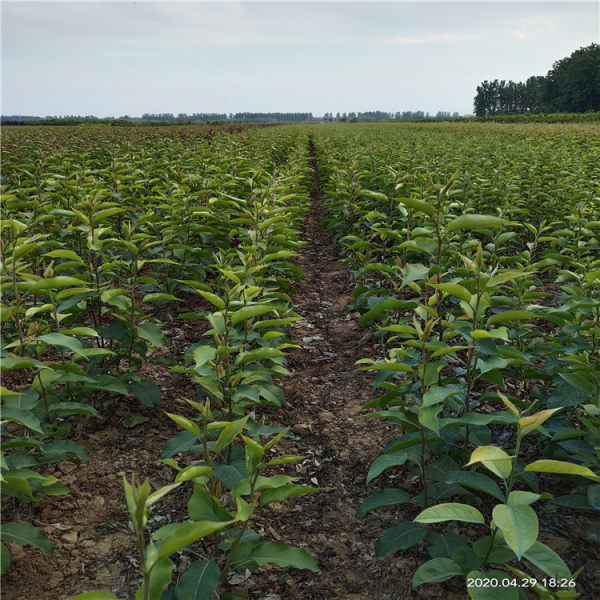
[1,1,598,117]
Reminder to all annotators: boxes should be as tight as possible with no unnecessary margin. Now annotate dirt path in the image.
[233,146,422,599]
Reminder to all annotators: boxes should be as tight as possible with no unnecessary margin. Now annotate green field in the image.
[2,122,599,599]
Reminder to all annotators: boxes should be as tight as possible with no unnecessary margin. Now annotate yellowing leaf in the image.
[415,503,485,524]
[466,446,513,479]
[525,460,600,481]
[518,408,561,436]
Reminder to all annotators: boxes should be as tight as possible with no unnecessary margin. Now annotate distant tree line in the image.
[229,113,315,123]
[143,112,317,123]
[1,112,317,125]
[2,110,469,127]
[322,110,461,122]
[474,44,600,117]
[142,113,229,122]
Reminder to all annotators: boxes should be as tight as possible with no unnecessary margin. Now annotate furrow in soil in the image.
[256,148,413,599]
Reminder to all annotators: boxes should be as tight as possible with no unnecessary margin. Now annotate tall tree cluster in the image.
[474,44,600,116]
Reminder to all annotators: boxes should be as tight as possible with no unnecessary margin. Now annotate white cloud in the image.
[508,15,560,40]
[383,32,485,45]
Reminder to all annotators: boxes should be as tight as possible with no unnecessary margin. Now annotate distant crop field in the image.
[1,122,599,600]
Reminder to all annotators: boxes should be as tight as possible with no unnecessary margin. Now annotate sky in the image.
[1,1,598,117]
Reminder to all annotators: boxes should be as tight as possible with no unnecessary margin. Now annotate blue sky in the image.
[2,1,598,116]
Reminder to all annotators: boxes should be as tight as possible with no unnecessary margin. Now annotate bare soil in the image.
[2,153,598,600]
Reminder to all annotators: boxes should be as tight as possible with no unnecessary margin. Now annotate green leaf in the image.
[430,283,472,303]
[161,431,197,459]
[0,522,53,554]
[60,327,99,337]
[262,249,298,261]
[188,487,234,523]
[157,521,231,561]
[472,536,515,563]
[235,541,319,572]
[506,491,541,506]
[192,345,217,368]
[447,412,517,427]
[234,496,254,522]
[0,357,49,372]
[466,446,513,479]
[136,323,165,348]
[547,382,588,409]
[101,288,129,304]
[492,503,538,559]
[422,385,464,407]
[12,243,37,261]
[236,347,285,364]
[402,263,430,287]
[418,404,443,434]
[214,417,249,454]
[214,458,248,490]
[196,290,225,310]
[374,521,427,556]
[230,304,277,325]
[39,440,89,465]
[35,333,86,358]
[25,276,86,293]
[522,541,571,580]
[145,483,179,508]
[174,558,220,600]
[165,412,200,437]
[3,475,33,498]
[415,503,485,525]
[85,374,128,395]
[126,379,161,408]
[358,297,418,328]
[488,310,537,325]
[447,214,508,232]
[95,207,124,221]
[357,488,412,516]
[426,531,468,559]
[259,484,322,506]
[525,460,600,481]
[558,372,595,396]
[444,471,505,502]
[397,197,435,217]
[366,451,411,483]
[0,407,44,434]
[588,485,600,510]
[142,293,182,303]
[485,269,529,289]
[44,249,84,262]
[136,556,175,600]
[413,558,463,587]
[47,402,101,418]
